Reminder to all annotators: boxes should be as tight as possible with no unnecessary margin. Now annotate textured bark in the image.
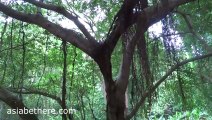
[62,41,67,120]
[137,33,153,109]
[106,88,126,120]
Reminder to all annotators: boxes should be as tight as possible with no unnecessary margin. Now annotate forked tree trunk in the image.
[95,53,128,120]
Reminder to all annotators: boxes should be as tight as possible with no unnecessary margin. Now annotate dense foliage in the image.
[0,0,211,120]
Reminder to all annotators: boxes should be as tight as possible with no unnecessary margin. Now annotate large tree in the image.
[0,0,211,120]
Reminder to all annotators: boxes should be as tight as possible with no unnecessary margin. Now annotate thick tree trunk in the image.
[106,86,126,120]
[94,47,128,120]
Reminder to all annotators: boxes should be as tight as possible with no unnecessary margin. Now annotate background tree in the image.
[0,0,211,120]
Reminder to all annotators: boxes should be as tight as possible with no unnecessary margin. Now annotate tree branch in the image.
[116,31,138,92]
[115,0,196,93]
[9,87,74,120]
[104,0,139,56]
[107,0,196,93]
[126,52,212,119]
[104,0,195,57]
[175,10,212,52]
[23,0,96,43]
[116,16,147,92]
[145,0,196,27]
[0,87,39,120]
[10,87,62,107]
[0,2,99,57]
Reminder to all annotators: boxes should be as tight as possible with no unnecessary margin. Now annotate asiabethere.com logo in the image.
[7,107,76,115]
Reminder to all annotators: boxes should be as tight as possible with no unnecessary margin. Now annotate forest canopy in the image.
[0,0,212,120]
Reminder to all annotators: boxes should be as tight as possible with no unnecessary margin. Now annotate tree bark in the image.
[106,88,126,120]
